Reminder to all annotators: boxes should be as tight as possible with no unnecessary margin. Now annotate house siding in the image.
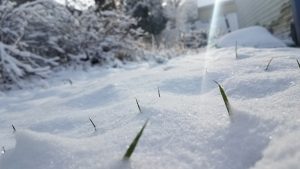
[198,1,237,22]
[235,0,292,40]
[197,1,239,33]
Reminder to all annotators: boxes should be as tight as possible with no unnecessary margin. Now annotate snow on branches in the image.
[0,0,145,89]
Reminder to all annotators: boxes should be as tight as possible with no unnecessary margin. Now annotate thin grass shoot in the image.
[89,117,97,132]
[135,98,142,113]
[12,124,16,133]
[265,58,274,71]
[158,87,161,98]
[123,120,148,160]
[235,41,238,59]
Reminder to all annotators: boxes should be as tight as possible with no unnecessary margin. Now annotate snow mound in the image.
[0,130,74,169]
[217,26,287,48]
[0,130,127,169]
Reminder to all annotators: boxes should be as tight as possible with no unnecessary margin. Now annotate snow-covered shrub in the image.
[180,31,207,49]
[159,0,208,49]
[126,0,167,40]
[73,9,145,65]
[0,0,145,88]
[0,0,61,86]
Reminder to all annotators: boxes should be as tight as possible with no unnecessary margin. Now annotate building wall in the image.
[197,0,239,34]
[235,0,292,40]
[198,1,237,22]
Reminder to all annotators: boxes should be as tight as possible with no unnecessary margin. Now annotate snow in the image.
[216,26,287,48]
[1,47,300,169]
[252,131,300,169]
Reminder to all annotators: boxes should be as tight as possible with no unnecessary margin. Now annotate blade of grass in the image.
[158,87,161,98]
[265,58,274,71]
[214,81,232,117]
[12,124,16,133]
[235,41,238,59]
[135,98,142,113]
[123,120,148,160]
[297,59,300,69]
[89,117,97,132]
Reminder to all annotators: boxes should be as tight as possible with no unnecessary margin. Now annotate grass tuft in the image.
[297,59,300,69]
[123,120,148,160]
[89,117,97,132]
[67,79,73,85]
[12,124,16,133]
[214,81,232,117]
[135,98,142,113]
[265,58,274,71]
[63,79,73,85]
[158,87,161,98]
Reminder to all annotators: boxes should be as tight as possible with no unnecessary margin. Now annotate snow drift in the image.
[217,26,287,48]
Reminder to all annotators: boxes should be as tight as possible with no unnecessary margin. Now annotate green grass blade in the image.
[135,98,142,113]
[297,59,300,69]
[265,58,273,71]
[123,120,148,160]
[214,81,232,117]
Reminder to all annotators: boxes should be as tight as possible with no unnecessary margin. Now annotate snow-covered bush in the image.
[0,0,145,88]
[0,0,62,86]
[126,0,167,40]
[73,9,145,64]
[160,0,208,49]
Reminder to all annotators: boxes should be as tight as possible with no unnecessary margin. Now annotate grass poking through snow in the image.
[214,81,232,117]
[235,41,238,59]
[158,87,161,98]
[89,117,97,132]
[135,98,142,113]
[12,124,16,133]
[265,58,274,71]
[297,59,300,69]
[123,120,149,160]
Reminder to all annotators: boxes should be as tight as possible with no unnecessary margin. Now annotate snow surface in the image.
[217,26,287,48]
[1,47,300,169]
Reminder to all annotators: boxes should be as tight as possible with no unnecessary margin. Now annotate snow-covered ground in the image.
[0,47,300,169]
